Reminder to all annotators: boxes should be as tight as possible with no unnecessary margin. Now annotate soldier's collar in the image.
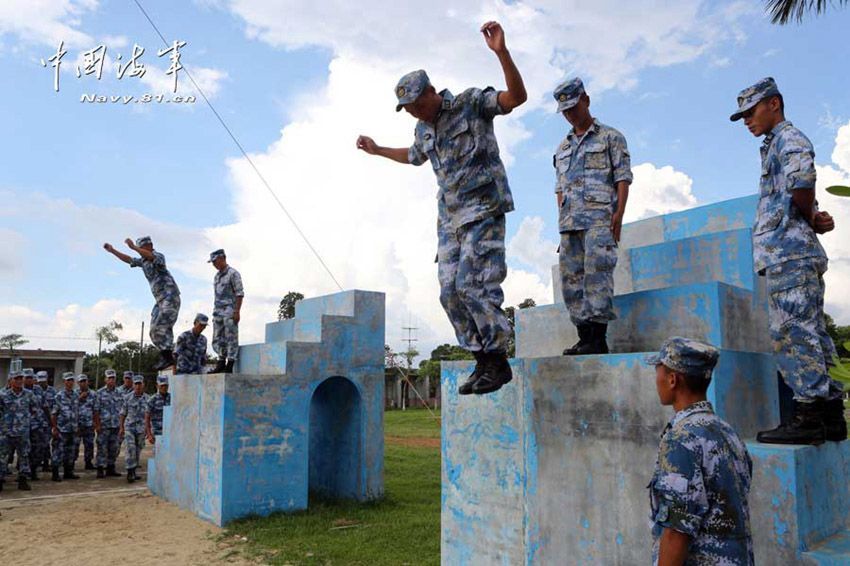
[567,118,600,140]
[439,88,454,110]
[670,400,714,427]
[764,120,792,145]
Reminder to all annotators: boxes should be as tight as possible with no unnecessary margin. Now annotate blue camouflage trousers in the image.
[124,431,145,470]
[766,257,843,401]
[51,431,76,468]
[151,297,181,350]
[74,426,95,465]
[0,435,31,479]
[559,227,619,325]
[212,316,239,360]
[96,427,120,468]
[438,213,511,354]
[29,427,49,472]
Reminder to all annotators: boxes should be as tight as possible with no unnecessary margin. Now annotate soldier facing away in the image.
[75,374,96,470]
[94,369,123,478]
[646,337,754,565]
[209,249,244,374]
[119,374,148,483]
[0,372,36,491]
[103,236,181,371]
[356,21,527,396]
[731,77,846,445]
[552,78,632,355]
[175,313,209,374]
[51,372,80,481]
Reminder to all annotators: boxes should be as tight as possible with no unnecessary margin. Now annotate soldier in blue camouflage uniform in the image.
[176,313,209,374]
[104,236,181,371]
[94,369,123,478]
[209,250,244,374]
[74,374,96,470]
[646,337,754,565]
[51,372,80,481]
[37,370,57,472]
[357,21,527,396]
[731,77,846,445]
[553,78,633,356]
[0,372,35,490]
[31,371,52,476]
[120,374,148,483]
[22,369,46,481]
[145,375,171,444]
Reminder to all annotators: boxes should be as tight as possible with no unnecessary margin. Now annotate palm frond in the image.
[766,0,848,24]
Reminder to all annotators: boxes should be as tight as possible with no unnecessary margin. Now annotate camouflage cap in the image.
[645,337,719,379]
[207,249,225,263]
[395,70,430,112]
[194,313,209,325]
[105,369,116,378]
[730,77,781,122]
[76,374,88,383]
[135,236,153,247]
[9,371,22,379]
[62,371,76,381]
[21,368,34,378]
[554,77,585,112]
[36,371,48,382]
[157,375,169,386]
[123,370,134,379]
[132,374,144,384]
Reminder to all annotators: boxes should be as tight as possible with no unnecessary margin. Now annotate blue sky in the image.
[1,0,850,357]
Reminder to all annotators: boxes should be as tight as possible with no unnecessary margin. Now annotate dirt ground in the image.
[0,445,256,566]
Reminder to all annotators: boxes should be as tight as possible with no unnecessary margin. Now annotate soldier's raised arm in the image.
[480,21,527,112]
[356,135,410,164]
[103,242,132,264]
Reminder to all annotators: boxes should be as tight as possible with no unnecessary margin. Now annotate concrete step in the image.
[264,291,358,343]
[519,281,770,359]
[441,351,779,565]
[748,441,850,565]
[803,530,850,565]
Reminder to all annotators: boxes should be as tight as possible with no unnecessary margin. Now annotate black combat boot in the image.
[0,480,3,492]
[64,465,80,480]
[106,465,121,477]
[224,359,235,374]
[153,350,175,371]
[30,468,39,481]
[588,322,610,354]
[96,467,105,479]
[127,467,136,483]
[472,352,513,395]
[563,323,592,356]
[458,351,485,395]
[52,466,62,482]
[85,460,95,470]
[17,476,31,491]
[213,358,227,373]
[824,398,848,442]
[42,461,50,473]
[757,400,826,445]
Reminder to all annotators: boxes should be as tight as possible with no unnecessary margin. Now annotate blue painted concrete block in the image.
[148,290,386,526]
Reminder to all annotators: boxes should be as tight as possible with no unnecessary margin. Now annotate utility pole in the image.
[138,321,145,375]
[401,324,418,411]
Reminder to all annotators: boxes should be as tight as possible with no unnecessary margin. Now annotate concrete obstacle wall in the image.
[442,196,850,564]
[148,290,385,526]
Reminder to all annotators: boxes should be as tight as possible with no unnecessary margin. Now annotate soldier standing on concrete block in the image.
[356,21,526,396]
[0,371,35,491]
[646,337,754,566]
[145,375,171,444]
[731,77,847,445]
[175,313,209,374]
[94,369,123,479]
[553,78,632,356]
[51,372,80,481]
[75,374,96,470]
[119,374,148,483]
[209,250,244,374]
[103,236,181,371]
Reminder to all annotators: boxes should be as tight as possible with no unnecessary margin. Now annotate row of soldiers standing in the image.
[0,367,170,491]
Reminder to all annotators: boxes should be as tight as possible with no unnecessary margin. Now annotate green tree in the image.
[278,291,305,321]
[0,333,28,355]
[825,313,850,359]
[765,0,848,24]
[94,321,123,388]
[418,344,475,384]
[505,298,537,358]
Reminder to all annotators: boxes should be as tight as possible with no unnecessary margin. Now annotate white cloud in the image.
[0,0,97,49]
[507,216,558,279]
[0,228,26,278]
[626,163,698,221]
[139,62,229,99]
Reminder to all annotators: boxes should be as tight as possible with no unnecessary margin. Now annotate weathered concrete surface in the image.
[518,282,770,359]
[441,350,780,565]
[748,442,850,565]
[149,290,385,526]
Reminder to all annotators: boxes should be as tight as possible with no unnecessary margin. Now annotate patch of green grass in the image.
[228,409,441,565]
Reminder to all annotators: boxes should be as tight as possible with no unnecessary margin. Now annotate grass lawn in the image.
[227,409,442,565]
